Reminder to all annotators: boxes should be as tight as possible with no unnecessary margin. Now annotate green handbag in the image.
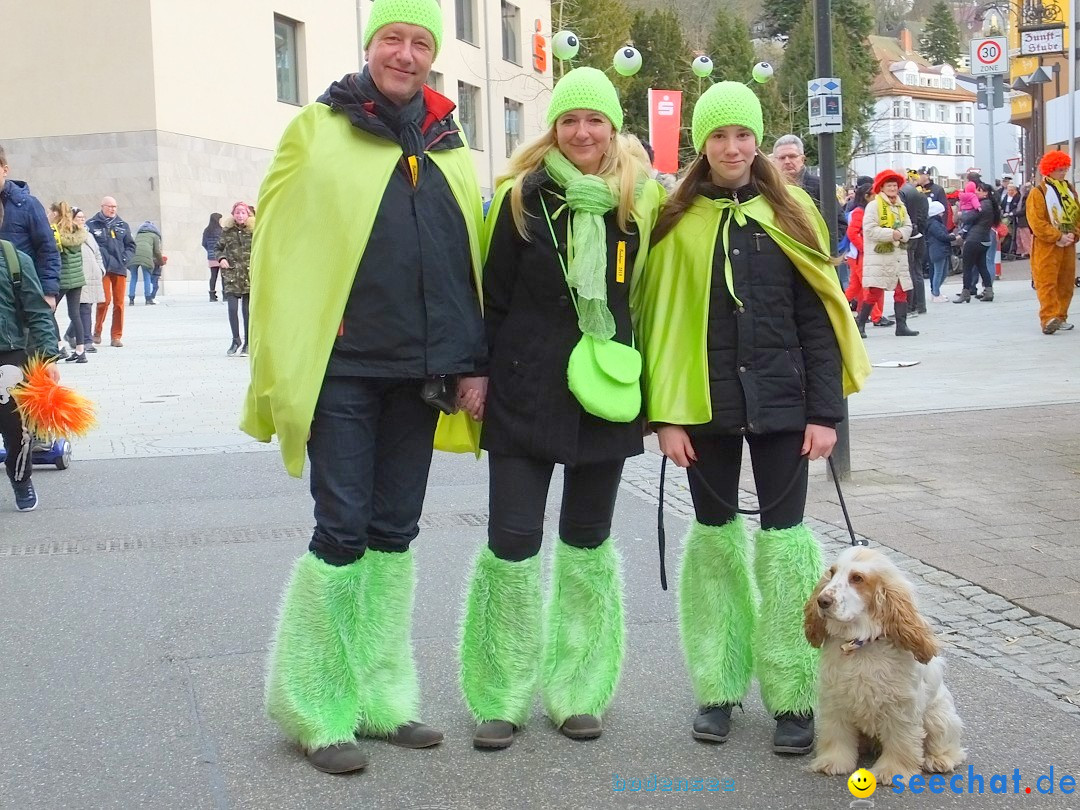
[539,195,642,423]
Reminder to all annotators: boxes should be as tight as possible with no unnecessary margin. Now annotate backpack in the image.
[2,239,26,330]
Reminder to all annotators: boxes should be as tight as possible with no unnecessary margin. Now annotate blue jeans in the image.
[931,256,949,296]
[307,376,440,566]
[128,266,153,300]
[984,232,998,281]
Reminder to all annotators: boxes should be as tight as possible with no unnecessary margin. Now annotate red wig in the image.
[1039,150,1071,177]
[872,169,906,194]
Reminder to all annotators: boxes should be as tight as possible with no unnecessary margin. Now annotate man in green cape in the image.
[243,0,486,774]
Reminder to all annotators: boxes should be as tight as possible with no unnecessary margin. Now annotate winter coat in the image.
[924,215,953,263]
[900,182,928,236]
[80,234,105,305]
[215,215,253,295]
[846,206,866,273]
[57,227,88,291]
[85,211,135,275]
[862,193,913,291]
[0,179,61,296]
[480,169,662,466]
[0,243,59,357]
[202,225,222,264]
[691,184,842,435]
[130,222,163,270]
[962,199,995,245]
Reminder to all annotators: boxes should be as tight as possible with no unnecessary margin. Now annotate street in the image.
[2,270,1079,809]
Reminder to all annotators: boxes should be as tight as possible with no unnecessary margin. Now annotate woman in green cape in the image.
[638,81,869,755]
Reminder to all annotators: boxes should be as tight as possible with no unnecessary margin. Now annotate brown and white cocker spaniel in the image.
[804,547,966,782]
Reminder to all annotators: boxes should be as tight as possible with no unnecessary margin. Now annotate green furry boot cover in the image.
[754,524,823,715]
[678,517,756,706]
[541,539,625,724]
[460,548,543,726]
[265,552,365,750]
[353,548,421,737]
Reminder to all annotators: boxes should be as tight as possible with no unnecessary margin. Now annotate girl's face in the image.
[233,206,250,225]
[74,211,86,227]
[555,110,615,176]
[704,126,757,188]
[48,209,59,224]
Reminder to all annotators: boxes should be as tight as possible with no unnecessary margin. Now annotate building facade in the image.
[852,35,977,188]
[2,0,552,291]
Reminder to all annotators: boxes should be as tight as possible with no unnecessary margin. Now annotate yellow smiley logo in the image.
[848,768,877,798]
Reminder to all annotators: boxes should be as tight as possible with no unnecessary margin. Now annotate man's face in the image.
[366,23,435,106]
[917,172,929,186]
[1050,167,1069,181]
[101,198,118,217]
[772,144,804,180]
[0,162,8,182]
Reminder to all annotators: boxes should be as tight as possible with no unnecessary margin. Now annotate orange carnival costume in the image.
[1026,151,1080,333]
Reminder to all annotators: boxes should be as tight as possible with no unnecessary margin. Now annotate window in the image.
[937,104,947,122]
[892,99,902,117]
[456,0,477,43]
[939,136,950,153]
[916,102,928,120]
[963,106,972,123]
[955,107,964,123]
[505,98,522,157]
[942,77,954,89]
[900,135,911,152]
[955,139,964,155]
[901,100,911,118]
[274,15,302,105]
[458,81,482,149]
[501,1,521,64]
[893,136,903,152]
[427,71,443,93]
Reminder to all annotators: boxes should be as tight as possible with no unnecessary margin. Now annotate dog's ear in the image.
[803,575,828,648]
[876,583,940,664]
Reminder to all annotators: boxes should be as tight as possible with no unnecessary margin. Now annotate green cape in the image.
[240,102,485,477]
[482,174,666,317]
[638,188,870,425]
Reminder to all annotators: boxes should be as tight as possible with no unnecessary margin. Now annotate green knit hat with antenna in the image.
[691,81,764,152]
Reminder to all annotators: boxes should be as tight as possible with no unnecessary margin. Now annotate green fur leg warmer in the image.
[460,548,543,726]
[542,539,625,724]
[265,552,366,750]
[754,524,823,715]
[678,517,756,706]
[353,548,421,737]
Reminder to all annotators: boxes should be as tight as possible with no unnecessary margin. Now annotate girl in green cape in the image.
[638,81,869,755]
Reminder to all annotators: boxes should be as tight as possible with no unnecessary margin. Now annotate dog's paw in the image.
[870,757,922,783]
[924,749,967,773]
[810,755,858,776]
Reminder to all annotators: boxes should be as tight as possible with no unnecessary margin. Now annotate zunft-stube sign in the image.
[1021,28,1064,55]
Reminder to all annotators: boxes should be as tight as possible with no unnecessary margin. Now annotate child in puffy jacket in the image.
[958,181,980,214]
[924,200,955,302]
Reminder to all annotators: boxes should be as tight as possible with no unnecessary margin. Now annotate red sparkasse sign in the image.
[648,89,682,174]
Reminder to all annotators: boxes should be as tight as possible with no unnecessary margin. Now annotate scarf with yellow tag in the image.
[1045,177,1079,232]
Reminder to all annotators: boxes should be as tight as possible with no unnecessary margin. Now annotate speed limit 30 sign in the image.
[970,36,1009,74]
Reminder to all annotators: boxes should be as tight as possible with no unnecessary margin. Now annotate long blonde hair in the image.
[652,150,827,258]
[496,126,649,240]
[51,201,76,236]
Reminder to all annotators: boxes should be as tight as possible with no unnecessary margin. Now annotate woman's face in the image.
[976,186,989,199]
[555,110,615,176]
[233,206,250,225]
[704,126,757,188]
[74,211,86,227]
[48,209,59,224]
[881,181,899,198]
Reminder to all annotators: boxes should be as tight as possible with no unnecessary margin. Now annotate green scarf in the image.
[542,150,619,339]
[874,194,907,253]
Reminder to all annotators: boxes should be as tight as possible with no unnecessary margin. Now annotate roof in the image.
[868,35,976,102]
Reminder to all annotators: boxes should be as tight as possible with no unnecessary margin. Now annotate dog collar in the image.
[840,636,881,654]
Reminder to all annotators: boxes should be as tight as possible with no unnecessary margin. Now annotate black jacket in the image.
[900,182,929,236]
[962,199,995,244]
[481,170,643,465]
[318,70,485,378]
[692,183,842,437]
[85,212,136,276]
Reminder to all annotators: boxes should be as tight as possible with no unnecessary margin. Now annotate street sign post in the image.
[970,36,1010,75]
[807,77,843,134]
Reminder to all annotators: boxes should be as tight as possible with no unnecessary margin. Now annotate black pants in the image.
[307,376,439,566]
[0,350,31,483]
[961,239,992,293]
[907,237,927,312]
[61,288,85,346]
[226,293,250,343]
[687,431,807,530]
[487,453,624,562]
[64,304,92,348]
[209,266,220,297]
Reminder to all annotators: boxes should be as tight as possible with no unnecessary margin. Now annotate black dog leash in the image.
[656,454,865,590]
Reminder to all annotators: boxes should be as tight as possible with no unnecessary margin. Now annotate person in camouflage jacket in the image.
[215,201,253,356]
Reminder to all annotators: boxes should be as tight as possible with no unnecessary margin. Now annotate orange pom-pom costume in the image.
[10,355,96,440]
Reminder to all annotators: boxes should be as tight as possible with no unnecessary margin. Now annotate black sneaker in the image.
[692,704,734,743]
[85,345,97,354]
[773,712,814,754]
[13,479,38,512]
[227,340,241,356]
